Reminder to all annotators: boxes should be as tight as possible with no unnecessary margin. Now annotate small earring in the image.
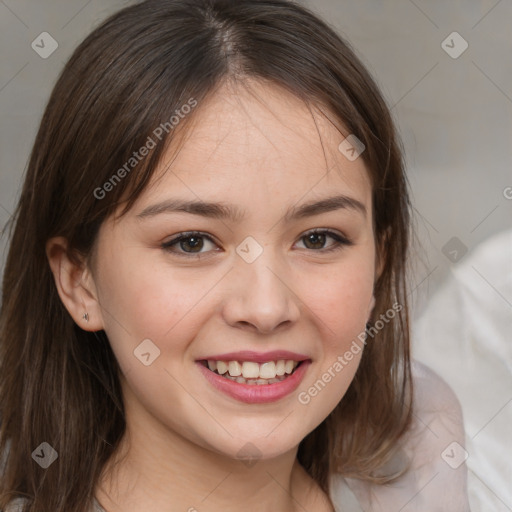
[82,312,89,323]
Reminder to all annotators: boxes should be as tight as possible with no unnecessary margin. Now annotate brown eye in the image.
[161,229,352,259]
[177,235,204,253]
[297,229,352,253]
[162,232,217,257]
[302,232,327,250]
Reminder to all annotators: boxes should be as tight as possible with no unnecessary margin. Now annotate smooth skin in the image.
[47,79,380,512]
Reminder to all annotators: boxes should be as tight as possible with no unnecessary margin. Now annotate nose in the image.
[221,250,300,335]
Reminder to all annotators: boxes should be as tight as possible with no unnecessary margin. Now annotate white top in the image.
[3,361,470,512]
[329,361,470,511]
[413,228,512,509]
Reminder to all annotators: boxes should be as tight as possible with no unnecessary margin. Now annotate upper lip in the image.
[197,350,311,363]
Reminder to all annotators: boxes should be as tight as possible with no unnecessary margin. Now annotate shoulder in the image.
[405,361,468,475]
[341,360,470,511]
[410,359,465,439]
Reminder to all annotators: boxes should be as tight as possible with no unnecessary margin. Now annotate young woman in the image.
[0,1,469,510]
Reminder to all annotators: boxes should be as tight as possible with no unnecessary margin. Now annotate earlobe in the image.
[45,236,104,331]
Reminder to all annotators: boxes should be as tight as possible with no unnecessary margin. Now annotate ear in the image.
[46,236,105,331]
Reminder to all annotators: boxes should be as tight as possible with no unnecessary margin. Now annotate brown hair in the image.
[0,0,412,510]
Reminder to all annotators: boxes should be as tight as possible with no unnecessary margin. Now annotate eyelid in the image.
[161,231,218,257]
[301,228,353,247]
[161,228,353,257]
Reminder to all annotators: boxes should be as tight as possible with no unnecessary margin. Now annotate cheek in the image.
[98,249,207,332]
[95,250,214,374]
[295,262,373,418]
[304,256,375,345]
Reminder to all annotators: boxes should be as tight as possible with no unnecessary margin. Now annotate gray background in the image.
[1,1,511,510]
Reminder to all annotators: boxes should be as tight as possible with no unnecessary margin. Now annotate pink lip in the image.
[197,350,310,363]
[196,359,311,404]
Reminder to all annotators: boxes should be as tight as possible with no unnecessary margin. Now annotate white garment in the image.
[330,360,470,511]
[413,228,512,510]
[3,362,470,512]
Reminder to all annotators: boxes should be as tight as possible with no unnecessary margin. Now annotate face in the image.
[88,80,377,461]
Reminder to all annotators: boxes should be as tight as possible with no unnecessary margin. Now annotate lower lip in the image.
[196,360,311,404]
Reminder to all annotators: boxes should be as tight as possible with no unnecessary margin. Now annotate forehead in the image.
[135,79,372,217]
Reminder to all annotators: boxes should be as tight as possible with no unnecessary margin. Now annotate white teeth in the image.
[241,361,260,379]
[229,375,287,385]
[216,361,228,375]
[228,361,242,377]
[204,358,301,382]
[259,362,276,379]
[275,360,286,376]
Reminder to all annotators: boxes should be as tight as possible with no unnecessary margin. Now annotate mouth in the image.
[198,359,304,386]
[195,350,312,403]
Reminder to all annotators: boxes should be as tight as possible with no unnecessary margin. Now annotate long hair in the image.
[0,1,412,510]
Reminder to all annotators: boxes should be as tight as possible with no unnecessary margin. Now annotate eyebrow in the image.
[136,194,367,222]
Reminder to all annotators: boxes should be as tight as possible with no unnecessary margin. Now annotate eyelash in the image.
[161,229,353,258]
